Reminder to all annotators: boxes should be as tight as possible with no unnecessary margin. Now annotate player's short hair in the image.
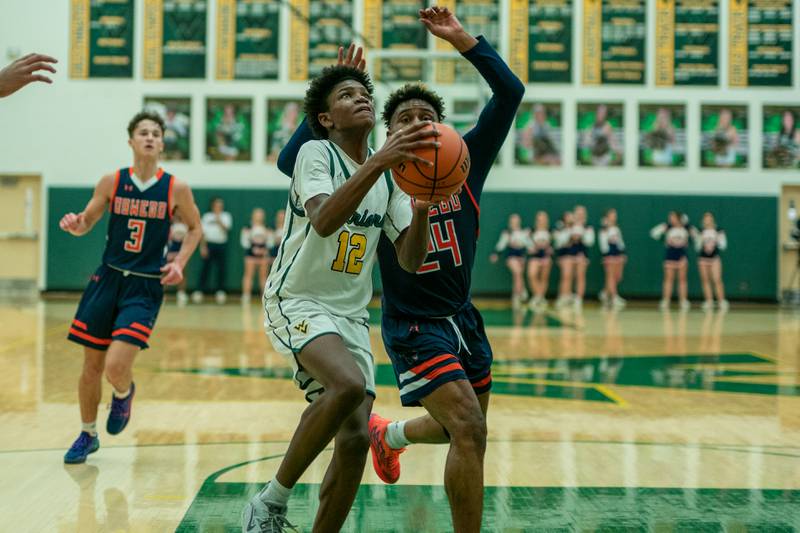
[382,83,446,128]
[127,111,165,138]
[304,66,374,139]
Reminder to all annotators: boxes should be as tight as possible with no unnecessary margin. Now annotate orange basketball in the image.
[391,123,470,201]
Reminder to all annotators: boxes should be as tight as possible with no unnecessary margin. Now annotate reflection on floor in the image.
[1,299,798,531]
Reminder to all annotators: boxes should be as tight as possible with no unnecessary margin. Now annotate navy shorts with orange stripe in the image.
[381,303,493,407]
[68,265,164,350]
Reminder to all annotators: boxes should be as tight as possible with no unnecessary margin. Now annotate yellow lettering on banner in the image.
[728,0,747,87]
[70,0,90,78]
[289,0,310,80]
[216,0,237,79]
[363,0,382,79]
[143,0,164,79]
[655,0,675,86]
[509,0,529,83]
[582,0,602,84]
[434,0,457,83]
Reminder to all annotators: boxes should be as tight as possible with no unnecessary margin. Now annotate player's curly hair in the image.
[303,65,374,139]
[127,111,165,138]
[381,83,446,128]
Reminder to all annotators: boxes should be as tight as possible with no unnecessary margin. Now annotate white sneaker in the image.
[191,291,203,304]
[718,299,730,312]
[599,290,609,304]
[241,293,251,305]
[658,299,669,311]
[241,485,296,532]
[679,299,691,311]
[612,296,626,310]
[555,295,571,309]
[701,300,713,312]
[573,297,583,310]
[215,290,227,305]
[176,290,188,307]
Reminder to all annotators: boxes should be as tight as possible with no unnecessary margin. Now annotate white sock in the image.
[260,477,291,507]
[82,422,97,436]
[113,387,131,399]
[385,420,411,449]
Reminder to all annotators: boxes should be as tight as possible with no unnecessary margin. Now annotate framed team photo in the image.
[515,102,562,166]
[266,99,304,163]
[143,97,191,161]
[763,106,800,169]
[576,103,624,167]
[206,98,252,162]
[638,104,687,168]
[700,104,748,168]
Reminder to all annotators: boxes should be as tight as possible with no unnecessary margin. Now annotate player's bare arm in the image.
[305,121,440,238]
[161,179,202,285]
[0,53,57,98]
[419,6,478,52]
[394,200,433,272]
[58,173,115,236]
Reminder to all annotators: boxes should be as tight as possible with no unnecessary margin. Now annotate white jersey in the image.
[264,140,413,321]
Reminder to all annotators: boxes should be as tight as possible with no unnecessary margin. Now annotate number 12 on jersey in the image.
[331,230,367,275]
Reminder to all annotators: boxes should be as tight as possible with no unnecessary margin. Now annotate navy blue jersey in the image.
[276,36,524,317]
[102,167,174,274]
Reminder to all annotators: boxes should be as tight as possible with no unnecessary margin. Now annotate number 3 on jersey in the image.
[331,230,367,275]
[124,219,146,253]
[418,220,462,274]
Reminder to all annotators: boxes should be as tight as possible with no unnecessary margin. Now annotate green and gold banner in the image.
[582,0,645,85]
[70,0,134,78]
[289,0,354,80]
[511,0,572,83]
[655,0,719,86]
[364,0,426,81]
[144,0,207,79]
[729,0,792,87]
[216,0,280,79]
[437,0,500,83]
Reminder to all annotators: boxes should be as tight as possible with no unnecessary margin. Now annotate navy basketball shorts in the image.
[68,265,164,350]
[381,303,493,407]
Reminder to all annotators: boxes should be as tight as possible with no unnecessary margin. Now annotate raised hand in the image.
[337,43,366,71]
[0,53,57,98]
[418,6,477,52]
[373,121,441,170]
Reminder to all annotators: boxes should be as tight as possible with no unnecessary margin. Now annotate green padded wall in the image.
[47,187,777,300]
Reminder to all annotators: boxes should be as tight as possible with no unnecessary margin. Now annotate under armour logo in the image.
[124,184,133,192]
[294,320,309,334]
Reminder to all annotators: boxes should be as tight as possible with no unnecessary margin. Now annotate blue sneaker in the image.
[107,382,135,435]
[64,432,100,464]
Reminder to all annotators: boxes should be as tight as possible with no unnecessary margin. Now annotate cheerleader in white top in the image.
[167,213,190,306]
[599,208,627,309]
[691,212,728,311]
[554,211,576,308]
[571,205,596,309]
[651,211,691,311]
[240,207,275,304]
[526,211,553,310]
[491,213,531,308]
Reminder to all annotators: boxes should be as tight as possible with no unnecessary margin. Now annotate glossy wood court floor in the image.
[1,297,799,532]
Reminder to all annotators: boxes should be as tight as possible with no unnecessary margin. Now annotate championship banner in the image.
[289,0,354,80]
[364,0,427,81]
[582,0,645,85]
[216,0,280,80]
[655,0,719,86]
[70,0,134,78]
[144,0,207,79]
[436,0,500,83]
[729,0,792,87]
[511,0,572,83]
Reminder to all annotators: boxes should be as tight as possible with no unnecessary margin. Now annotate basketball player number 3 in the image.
[331,230,367,275]
[124,219,146,253]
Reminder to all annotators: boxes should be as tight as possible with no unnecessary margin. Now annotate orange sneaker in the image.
[368,413,404,484]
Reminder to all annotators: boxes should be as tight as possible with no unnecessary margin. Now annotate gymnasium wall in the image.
[47,187,777,300]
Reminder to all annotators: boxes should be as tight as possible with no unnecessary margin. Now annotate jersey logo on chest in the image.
[348,209,384,229]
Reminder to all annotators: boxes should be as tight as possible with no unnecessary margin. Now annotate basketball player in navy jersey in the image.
[59,111,202,463]
[276,8,524,530]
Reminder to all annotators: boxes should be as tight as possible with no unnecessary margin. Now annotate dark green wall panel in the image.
[47,187,777,300]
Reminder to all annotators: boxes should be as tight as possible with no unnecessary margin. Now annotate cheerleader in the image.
[651,211,690,311]
[526,211,553,310]
[598,208,626,309]
[554,211,576,308]
[490,213,531,308]
[240,208,274,304]
[691,212,728,311]
[167,214,189,306]
[571,205,596,309]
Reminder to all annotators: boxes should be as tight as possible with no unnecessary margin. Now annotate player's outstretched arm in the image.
[0,53,57,98]
[419,6,478,52]
[58,174,115,237]
[162,180,202,285]
[393,201,433,273]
